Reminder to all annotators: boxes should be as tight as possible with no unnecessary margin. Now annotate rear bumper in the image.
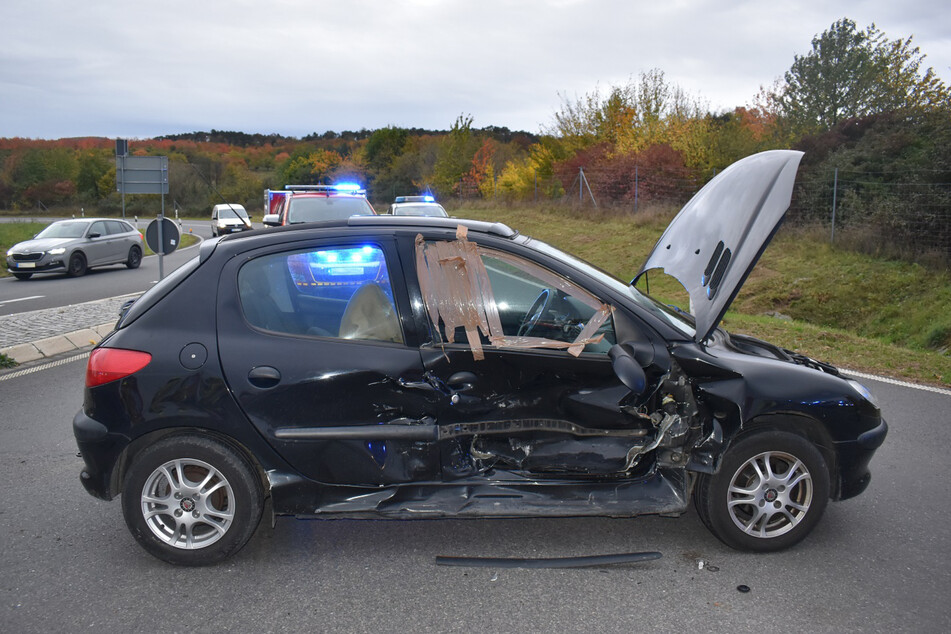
[73,409,122,500]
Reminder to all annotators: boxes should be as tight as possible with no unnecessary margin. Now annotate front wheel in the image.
[694,430,830,552]
[121,435,264,566]
[67,252,87,277]
[126,245,142,269]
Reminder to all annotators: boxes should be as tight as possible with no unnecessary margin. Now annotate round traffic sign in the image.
[145,217,180,255]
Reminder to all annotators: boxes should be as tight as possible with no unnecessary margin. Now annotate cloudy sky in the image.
[2,0,948,140]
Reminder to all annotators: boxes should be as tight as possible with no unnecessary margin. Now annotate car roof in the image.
[347,215,516,238]
[53,217,124,224]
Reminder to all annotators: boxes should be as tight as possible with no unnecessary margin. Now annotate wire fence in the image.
[453,164,951,268]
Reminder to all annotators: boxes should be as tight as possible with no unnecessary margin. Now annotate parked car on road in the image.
[388,195,448,217]
[211,203,252,236]
[6,218,143,280]
[73,151,886,565]
[263,184,376,227]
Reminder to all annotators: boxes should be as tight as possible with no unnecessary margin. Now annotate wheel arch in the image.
[109,427,271,501]
[737,413,840,499]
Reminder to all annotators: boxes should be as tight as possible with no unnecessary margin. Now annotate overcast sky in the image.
[2,0,948,140]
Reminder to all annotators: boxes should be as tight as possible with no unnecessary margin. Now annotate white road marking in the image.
[842,369,951,397]
[0,295,44,306]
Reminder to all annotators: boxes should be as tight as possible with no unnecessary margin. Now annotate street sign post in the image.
[145,216,180,280]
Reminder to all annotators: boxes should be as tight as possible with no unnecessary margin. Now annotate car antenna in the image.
[188,163,252,228]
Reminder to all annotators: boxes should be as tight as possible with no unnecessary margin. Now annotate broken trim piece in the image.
[435,551,663,568]
[416,226,614,361]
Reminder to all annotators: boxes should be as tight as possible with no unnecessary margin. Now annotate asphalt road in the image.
[0,361,948,633]
[0,219,215,315]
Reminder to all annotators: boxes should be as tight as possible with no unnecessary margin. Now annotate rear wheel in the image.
[121,435,264,566]
[67,252,87,277]
[694,430,830,552]
[126,245,142,269]
[12,272,32,280]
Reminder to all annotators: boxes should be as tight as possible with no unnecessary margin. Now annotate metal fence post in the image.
[831,167,838,244]
[634,165,639,212]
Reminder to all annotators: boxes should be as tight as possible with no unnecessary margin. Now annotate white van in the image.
[211,204,252,236]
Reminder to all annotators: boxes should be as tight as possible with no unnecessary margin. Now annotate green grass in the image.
[1,220,200,277]
[451,203,950,387]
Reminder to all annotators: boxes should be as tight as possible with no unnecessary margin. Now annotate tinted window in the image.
[238,245,403,343]
[88,221,107,237]
[106,220,132,235]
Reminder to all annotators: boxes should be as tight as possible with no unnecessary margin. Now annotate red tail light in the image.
[86,348,152,387]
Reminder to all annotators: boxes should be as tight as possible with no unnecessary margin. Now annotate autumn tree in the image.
[431,114,478,196]
[777,18,950,134]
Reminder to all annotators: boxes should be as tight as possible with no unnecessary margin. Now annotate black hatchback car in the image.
[74,151,886,565]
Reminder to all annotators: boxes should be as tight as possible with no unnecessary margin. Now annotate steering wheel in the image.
[517,288,555,337]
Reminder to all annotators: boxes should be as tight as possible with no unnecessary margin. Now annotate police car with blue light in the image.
[388,195,448,217]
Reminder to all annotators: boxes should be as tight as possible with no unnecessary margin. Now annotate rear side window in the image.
[237,245,403,343]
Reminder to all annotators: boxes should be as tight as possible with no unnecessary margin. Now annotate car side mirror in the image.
[88,232,101,239]
[262,213,279,227]
[609,343,647,395]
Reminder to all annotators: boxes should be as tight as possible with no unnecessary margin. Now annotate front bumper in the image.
[217,224,252,234]
[7,255,66,273]
[836,418,888,500]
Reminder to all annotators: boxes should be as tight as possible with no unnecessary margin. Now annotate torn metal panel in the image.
[268,466,690,519]
[415,227,612,360]
[435,551,663,568]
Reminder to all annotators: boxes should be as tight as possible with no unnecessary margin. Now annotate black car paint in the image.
[75,219,884,525]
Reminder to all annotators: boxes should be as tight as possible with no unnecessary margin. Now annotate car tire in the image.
[67,252,87,277]
[693,430,830,552]
[126,245,142,269]
[12,272,33,280]
[121,435,264,566]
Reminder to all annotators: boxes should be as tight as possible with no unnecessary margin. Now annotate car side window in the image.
[481,251,616,353]
[416,235,615,358]
[106,221,127,235]
[88,221,107,237]
[238,245,403,344]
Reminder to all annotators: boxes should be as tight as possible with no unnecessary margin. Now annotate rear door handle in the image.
[248,366,281,388]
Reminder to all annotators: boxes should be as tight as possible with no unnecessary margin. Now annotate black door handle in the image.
[248,366,281,388]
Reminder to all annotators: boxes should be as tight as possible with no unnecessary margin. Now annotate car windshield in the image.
[525,237,697,339]
[393,204,448,217]
[287,197,374,223]
[35,221,90,239]
[219,206,248,220]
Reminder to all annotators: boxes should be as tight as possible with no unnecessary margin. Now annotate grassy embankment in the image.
[452,203,950,387]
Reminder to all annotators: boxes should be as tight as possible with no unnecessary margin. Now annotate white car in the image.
[388,195,448,217]
[211,204,252,236]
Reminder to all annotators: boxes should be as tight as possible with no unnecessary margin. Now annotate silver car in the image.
[6,218,144,280]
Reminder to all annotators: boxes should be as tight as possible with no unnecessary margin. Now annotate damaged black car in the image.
[73,150,887,565]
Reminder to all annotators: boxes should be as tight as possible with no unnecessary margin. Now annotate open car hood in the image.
[634,150,804,343]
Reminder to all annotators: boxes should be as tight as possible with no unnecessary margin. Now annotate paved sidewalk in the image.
[0,293,140,363]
